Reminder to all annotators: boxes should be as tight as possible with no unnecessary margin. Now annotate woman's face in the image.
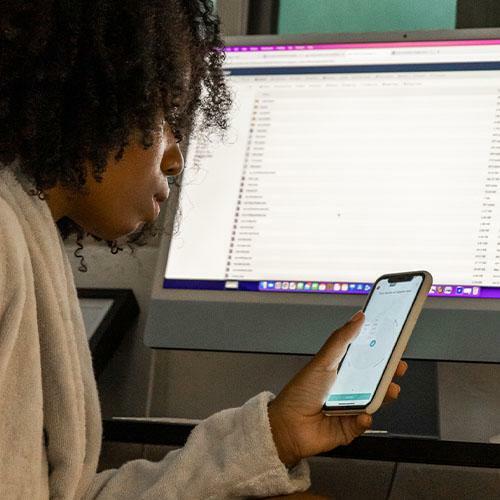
[44,124,184,240]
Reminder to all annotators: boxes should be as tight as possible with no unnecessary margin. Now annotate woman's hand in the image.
[267,311,408,467]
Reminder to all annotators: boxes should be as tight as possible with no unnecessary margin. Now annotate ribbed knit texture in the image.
[0,163,310,499]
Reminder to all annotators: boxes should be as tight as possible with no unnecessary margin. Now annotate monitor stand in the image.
[145,299,500,362]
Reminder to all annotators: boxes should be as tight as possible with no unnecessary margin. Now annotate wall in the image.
[216,0,248,36]
[278,0,457,34]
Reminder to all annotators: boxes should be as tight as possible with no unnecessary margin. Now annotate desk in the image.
[78,288,139,378]
[102,418,500,469]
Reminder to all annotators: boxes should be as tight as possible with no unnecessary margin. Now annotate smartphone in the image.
[322,270,433,416]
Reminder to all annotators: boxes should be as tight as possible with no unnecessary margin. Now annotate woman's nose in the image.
[161,142,184,178]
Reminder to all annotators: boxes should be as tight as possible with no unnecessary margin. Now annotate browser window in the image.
[165,39,500,300]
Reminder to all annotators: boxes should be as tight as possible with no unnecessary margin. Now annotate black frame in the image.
[78,288,140,378]
[457,0,500,29]
[247,0,280,35]
[102,419,500,468]
[245,1,500,36]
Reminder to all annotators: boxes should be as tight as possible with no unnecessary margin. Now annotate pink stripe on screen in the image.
[226,39,500,52]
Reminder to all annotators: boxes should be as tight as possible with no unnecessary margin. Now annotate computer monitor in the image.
[145,29,500,363]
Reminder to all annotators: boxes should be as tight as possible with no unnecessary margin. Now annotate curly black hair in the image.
[0,0,231,271]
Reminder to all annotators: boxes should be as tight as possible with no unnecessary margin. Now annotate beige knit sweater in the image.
[0,163,310,499]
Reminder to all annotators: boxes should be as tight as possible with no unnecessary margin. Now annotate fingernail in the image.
[349,310,364,323]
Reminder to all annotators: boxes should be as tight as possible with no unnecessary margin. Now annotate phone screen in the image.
[324,274,424,409]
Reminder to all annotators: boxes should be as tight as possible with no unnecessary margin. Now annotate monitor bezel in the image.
[151,27,500,313]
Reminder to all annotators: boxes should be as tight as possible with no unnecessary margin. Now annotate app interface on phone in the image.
[326,275,423,408]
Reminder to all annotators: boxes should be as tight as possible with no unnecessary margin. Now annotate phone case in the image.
[323,270,433,416]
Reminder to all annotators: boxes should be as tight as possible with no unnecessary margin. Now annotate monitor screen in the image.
[164,37,500,301]
[145,32,500,362]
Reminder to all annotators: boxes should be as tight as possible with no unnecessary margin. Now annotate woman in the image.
[0,1,406,498]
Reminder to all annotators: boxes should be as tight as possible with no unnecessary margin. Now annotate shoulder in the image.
[0,196,29,275]
[0,196,30,315]
[0,194,26,241]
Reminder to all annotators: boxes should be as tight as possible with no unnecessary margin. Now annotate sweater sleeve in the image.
[83,391,310,499]
[0,201,49,497]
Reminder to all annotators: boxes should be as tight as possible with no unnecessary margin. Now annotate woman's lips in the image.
[154,193,167,203]
[153,197,161,217]
[152,187,169,218]
[154,184,169,203]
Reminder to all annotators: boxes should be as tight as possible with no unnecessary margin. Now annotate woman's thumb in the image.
[313,311,365,371]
